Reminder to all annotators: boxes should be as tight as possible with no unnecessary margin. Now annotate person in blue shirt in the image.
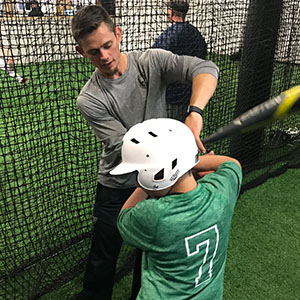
[28,1,44,17]
[152,0,207,112]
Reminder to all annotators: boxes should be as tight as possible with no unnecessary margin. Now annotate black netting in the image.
[0,0,299,299]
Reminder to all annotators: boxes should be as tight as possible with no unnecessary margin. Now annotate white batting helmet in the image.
[110,118,199,191]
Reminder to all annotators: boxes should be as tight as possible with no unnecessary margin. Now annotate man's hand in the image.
[185,111,206,153]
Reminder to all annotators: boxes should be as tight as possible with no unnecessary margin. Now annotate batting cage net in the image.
[0,0,299,299]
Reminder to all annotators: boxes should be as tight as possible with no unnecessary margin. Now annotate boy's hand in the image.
[193,151,215,179]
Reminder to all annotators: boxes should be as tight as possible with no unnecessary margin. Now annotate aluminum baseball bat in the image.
[202,85,300,145]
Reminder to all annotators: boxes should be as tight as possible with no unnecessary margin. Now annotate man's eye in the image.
[103,43,112,49]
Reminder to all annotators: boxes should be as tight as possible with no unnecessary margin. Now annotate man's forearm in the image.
[184,73,218,152]
[189,73,218,110]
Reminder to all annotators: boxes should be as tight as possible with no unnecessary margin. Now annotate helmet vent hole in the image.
[131,138,140,144]
[154,169,164,180]
[148,131,158,137]
[172,159,177,169]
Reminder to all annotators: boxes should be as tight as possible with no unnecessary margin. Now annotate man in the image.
[152,0,207,114]
[28,0,44,17]
[71,5,218,299]
[0,42,28,85]
[112,118,242,300]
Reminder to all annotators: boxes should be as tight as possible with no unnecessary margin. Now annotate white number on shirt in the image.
[184,225,219,287]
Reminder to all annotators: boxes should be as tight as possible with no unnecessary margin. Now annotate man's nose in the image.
[99,49,109,60]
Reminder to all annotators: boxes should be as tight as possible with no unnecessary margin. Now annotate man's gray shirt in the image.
[77,48,219,189]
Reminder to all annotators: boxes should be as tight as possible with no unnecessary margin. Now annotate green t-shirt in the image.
[118,161,242,299]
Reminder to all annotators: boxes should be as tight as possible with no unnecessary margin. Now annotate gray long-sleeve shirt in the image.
[77,48,219,189]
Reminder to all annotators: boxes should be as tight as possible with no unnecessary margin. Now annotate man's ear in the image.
[115,26,122,44]
[75,45,85,57]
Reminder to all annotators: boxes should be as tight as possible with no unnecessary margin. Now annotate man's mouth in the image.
[102,61,113,68]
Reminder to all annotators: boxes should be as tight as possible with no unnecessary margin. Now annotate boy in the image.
[111,118,242,299]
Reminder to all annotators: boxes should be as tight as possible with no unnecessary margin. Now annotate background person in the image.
[0,42,28,85]
[152,0,208,115]
[112,118,242,300]
[71,5,219,299]
[28,0,44,17]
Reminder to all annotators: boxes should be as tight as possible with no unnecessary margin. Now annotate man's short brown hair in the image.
[71,5,116,44]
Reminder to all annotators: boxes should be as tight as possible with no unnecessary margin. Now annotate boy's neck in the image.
[168,172,197,195]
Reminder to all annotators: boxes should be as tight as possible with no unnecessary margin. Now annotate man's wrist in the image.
[186,105,204,117]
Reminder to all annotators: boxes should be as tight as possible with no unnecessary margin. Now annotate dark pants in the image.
[82,182,139,300]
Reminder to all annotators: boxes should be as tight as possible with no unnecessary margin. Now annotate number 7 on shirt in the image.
[185,225,219,287]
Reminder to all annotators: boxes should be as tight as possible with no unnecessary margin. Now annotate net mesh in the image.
[0,0,299,299]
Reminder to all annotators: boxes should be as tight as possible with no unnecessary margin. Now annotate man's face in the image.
[76,22,122,78]
[167,8,174,22]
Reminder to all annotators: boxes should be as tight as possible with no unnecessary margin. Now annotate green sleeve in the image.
[117,198,160,250]
[199,161,242,202]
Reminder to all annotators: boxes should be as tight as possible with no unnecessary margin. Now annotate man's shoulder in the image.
[129,48,169,58]
[171,21,197,31]
[130,48,171,65]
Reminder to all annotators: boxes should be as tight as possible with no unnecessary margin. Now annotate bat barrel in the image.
[202,85,300,146]
[202,123,238,145]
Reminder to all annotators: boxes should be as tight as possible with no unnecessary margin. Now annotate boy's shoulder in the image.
[217,161,242,175]
[205,161,242,182]
[199,161,242,198]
